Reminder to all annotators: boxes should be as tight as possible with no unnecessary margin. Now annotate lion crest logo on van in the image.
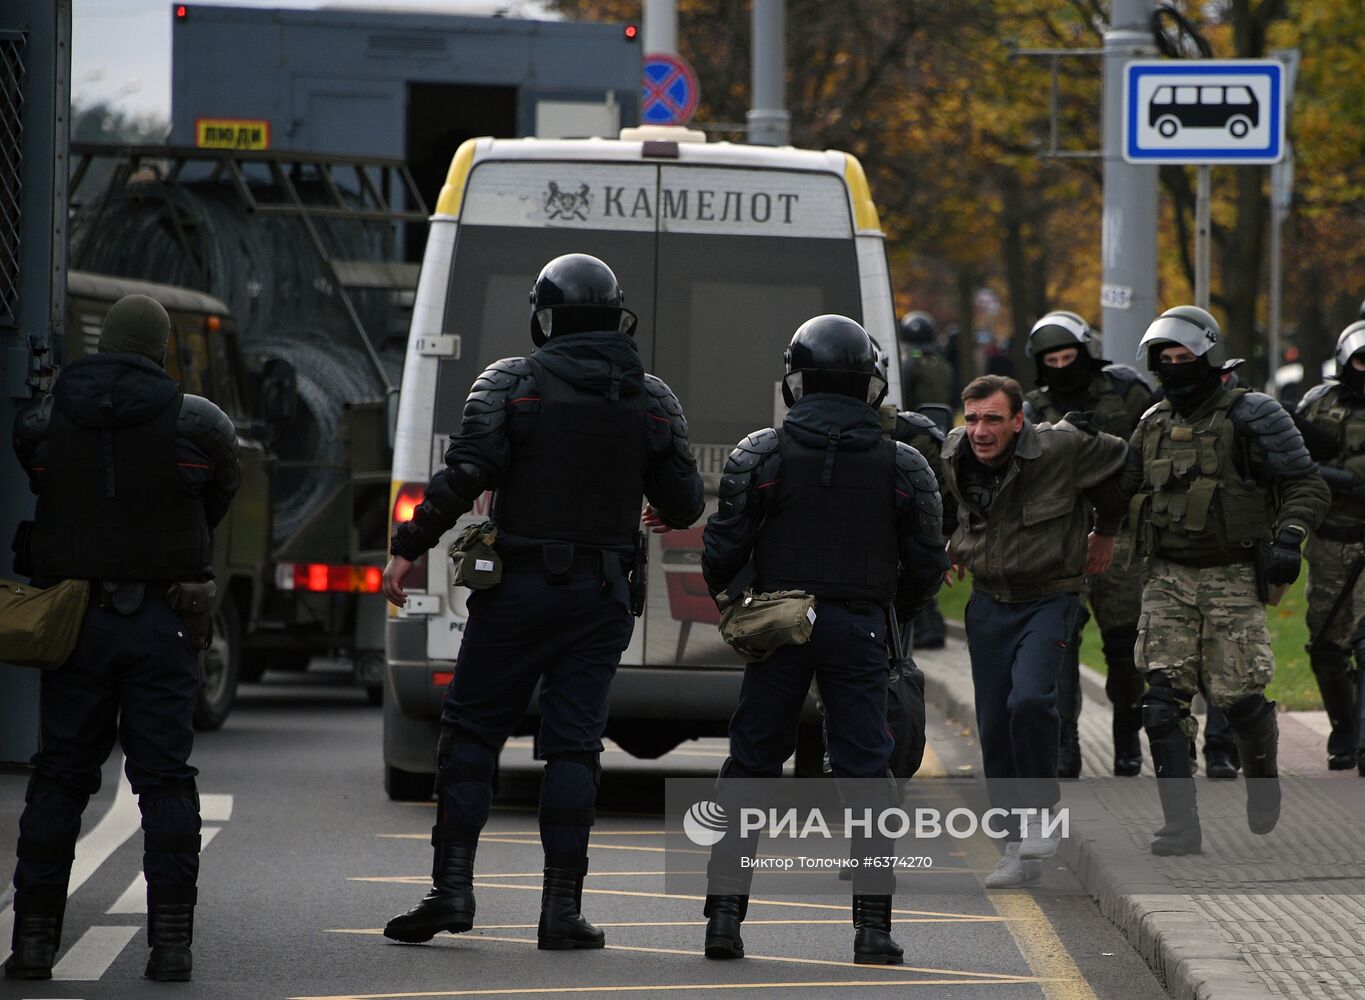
[544,182,592,221]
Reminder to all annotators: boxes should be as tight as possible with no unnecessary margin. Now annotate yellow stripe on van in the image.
[840,152,882,234]
[435,138,481,219]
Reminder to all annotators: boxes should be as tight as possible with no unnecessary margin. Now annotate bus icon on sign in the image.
[1124,60,1284,164]
[1149,84,1259,139]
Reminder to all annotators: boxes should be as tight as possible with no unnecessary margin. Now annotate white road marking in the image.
[49,925,140,981]
[106,826,221,915]
[0,764,140,947]
[201,793,234,822]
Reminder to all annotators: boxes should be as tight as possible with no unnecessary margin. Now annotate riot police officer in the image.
[700,315,945,965]
[6,295,240,982]
[380,254,704,950]
[1122,306,1328,855]
[899,311,955,412]
[1022,311,1152,778]
[1294,320,1365,772]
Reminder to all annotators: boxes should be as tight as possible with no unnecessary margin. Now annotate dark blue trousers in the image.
[13,592,201,914]
[436,571,633,866]
[965,591,1080,818]
[712,603,898,895]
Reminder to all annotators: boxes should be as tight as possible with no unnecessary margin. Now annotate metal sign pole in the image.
[643,0,677,56]
[1195,165,1211,311]
[747,0,789,146]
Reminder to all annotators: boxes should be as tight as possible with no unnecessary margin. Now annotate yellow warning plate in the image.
[195,118,270,150]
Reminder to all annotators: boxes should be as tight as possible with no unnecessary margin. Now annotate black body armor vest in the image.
[493,357,649,548]
[29,394,212,581]
[753,429,899,602]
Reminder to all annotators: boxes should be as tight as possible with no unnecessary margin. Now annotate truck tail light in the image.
[392,481,424,525]
[275,563,383,593]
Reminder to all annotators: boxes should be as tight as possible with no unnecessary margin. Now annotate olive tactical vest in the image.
[1130,387,1272,562]
[1301,383,1365,523]
[1025,371,1134,438]
[752,428,899,602]
[493,356,649,549]
[29,393,213,581]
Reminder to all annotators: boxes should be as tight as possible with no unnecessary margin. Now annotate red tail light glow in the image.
[432,671,454,687]
[393,482,424,524]
[275,563,383,593]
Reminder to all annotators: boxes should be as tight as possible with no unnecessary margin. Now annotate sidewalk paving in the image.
[917,626,1365,1000]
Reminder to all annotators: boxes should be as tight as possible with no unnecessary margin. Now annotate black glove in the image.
[1062,410,1097,435]
[1265,525,1307,586]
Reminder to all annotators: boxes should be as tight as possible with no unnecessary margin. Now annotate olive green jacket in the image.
[943,418,1129,601]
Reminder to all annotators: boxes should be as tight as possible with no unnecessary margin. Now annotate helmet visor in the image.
[1137,317,1213,364]
[1335,327,1365,368]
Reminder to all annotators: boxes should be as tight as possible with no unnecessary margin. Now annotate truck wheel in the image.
[239,655,266,684]
[794,723,826,778]
[385,765,435,802]
[194,600,241,732]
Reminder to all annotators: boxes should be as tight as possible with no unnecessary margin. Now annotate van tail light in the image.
[389,481,429,591]
[275,563,383,593]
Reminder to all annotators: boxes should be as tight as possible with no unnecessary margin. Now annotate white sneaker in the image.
[1019,815,1059,859]
[984,842,1042,889]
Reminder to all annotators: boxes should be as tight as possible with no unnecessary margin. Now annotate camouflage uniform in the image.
[1122,381,1329,851]
[1024,364,1151,775]
[1295,380,1365,768]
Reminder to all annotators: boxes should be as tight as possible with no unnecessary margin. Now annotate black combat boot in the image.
[703,894,747,959]
[1057,722,1082,780]
[1148,726,1201,856]
[384,843,476,943]
[3,897,64,981]
[144,900,194,982]
[1204,744,1240,780]
[537,858,604,950]
[1353,642,1365,776]
[852,895,903,965]
[1112,703,1143,777]
[1313,657,1358,770]
[1227,695,1281,835]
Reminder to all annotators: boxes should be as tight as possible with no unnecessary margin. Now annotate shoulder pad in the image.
[893,441,943,540]
[1231,392,1315,478]
[471,356,533,394]
[1102,363,1147,390]
[1298,382,1335,413]
[14,394,54,446]
[895,410,944,444]
[177,394,237,450]
[725,428,780,474]
[644,373,692,458]
[1022,399,1044,425]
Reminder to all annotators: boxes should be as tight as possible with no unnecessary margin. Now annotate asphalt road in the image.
[0,662,1174,999]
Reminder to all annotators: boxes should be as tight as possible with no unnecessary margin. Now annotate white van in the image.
[383,126,902,799]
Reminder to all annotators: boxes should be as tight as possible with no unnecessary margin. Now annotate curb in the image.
[918,636,1278,1000]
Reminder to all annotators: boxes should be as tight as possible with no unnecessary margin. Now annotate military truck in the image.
[64,270,391,729]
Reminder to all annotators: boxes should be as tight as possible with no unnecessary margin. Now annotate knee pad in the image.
[543,750,602,786]
[138,777,199,810]
[26,770,90,809]
[1224,692,1274,728]
[1141,681,1193,739]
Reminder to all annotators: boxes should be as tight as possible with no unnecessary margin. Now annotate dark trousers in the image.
[965,591,1080,816]
[13,593,201,912]
[712,603,897,895]
[436,571,633,865]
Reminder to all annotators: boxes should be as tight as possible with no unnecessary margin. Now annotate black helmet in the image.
[782,314,886,406]
[528,253,637,346]
[899,310,936,345]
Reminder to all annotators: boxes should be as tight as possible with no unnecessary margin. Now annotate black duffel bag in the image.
[885,607,927,781]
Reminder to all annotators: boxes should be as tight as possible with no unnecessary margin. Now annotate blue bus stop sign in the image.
[1123,59,1285,165]
[642,53,700,126]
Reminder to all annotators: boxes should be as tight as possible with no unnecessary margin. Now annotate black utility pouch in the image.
[542,542,575,580]
[166,580,217,650]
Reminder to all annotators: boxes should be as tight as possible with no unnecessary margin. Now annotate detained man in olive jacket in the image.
[942,374,1129,888]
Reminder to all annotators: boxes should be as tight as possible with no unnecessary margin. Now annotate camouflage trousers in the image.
[1304,535,1365,658]
[1136,558,1274,731]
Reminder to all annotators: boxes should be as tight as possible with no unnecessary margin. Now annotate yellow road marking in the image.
[328,916,995,932]
[348,878,1002,921]
[298,935,1045,997]
[291,977,1047,1000]
[917,742,946,779]
[988,893,1098,1000]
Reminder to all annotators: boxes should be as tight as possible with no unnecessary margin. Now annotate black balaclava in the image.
[1036,349,1094,397]
[1152,349,1223,416]
[1341,354,1365,397]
